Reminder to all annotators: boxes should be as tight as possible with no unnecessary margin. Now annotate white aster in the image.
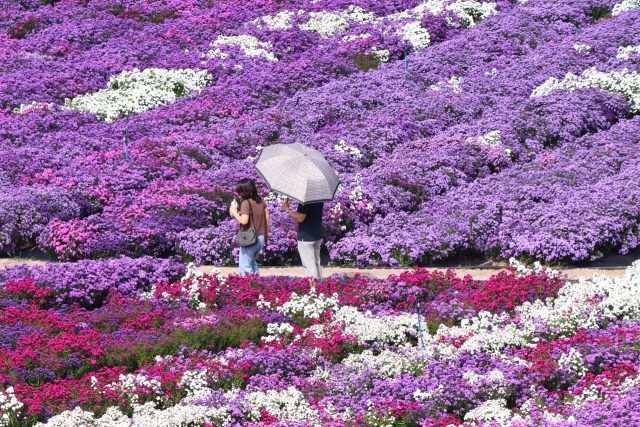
[208,34,278,61]
[617,45,640,60]
[612,0,640,16]
[530,67,640,112]
[63,68,210,122]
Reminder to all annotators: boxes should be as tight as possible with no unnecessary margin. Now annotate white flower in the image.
[208,35,277,61]
[63,68,210,122]
[0,387,23,426]
[334,140,363,159]
[430,76,463,93]
[558,348,588,381]
[464,399,513,426]
[617,45,640,60]
[13,101,53,115]
[476,130,502,147]
[573,44,591,54]
[613,0,640,16]
[531,67,640,112]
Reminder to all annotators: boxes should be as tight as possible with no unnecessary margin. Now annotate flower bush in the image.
[0,256,639,426]
[1,0,640,268]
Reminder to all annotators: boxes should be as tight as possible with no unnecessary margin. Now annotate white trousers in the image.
[297,239,323,281]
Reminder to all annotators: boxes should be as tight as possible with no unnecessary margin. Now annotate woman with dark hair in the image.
[229,178,269,276]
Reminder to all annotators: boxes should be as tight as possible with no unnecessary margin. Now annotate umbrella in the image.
[254,143,340,204]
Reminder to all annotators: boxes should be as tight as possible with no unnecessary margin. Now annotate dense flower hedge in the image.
[1,0,640,267]
[0,256,639,426]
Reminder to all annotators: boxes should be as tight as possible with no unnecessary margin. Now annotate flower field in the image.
[2,1,640,424]
[1,0,639,266]
[0,257,639,426]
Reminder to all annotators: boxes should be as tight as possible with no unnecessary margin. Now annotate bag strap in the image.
[247,199,255,228]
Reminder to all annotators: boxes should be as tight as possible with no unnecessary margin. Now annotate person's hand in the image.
[229,206,238,216]
[265,233,269,243]
[280,199,290,213]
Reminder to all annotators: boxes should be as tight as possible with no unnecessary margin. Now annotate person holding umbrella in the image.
[254,143,340,282]
[281,199,324,281]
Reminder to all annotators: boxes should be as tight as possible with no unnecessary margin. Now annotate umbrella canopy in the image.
[254,143,340,204]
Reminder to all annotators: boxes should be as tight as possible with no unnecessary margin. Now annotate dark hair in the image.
[236,178,263,203]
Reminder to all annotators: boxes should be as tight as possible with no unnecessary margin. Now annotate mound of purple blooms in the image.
[1,0,639,266]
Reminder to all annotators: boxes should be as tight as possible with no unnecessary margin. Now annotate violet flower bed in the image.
[0,256,639,426]
[1,0,640,267]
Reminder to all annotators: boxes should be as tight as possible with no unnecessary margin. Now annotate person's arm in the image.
[264,208,270,242]
[230,201,250,225]
[281,199,306,223]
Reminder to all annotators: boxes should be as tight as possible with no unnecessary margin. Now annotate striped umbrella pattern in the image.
[254,143,340,204]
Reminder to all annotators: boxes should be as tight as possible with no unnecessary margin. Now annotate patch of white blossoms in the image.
[612,0,640,16]
[617,45,640,60]
[531,67,640,112]
[573,44,591,54]
[12,101,53,115]
[333,306,429,345]
[255,1,496,55]
[558,348,589,382]
[334,139,363,159]
[430,76,464,93]
[242,387,320,424]
[432,259,640,359]
[464,399,513,426]
[64,68,210,122]
[476,130,502,147]
[140,262,221,310]
[206,35,277,62]
[0,387,23,427]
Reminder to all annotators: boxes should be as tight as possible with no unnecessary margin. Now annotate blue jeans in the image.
[239,234,264,276]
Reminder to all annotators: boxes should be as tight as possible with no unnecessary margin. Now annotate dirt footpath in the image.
[0,258,626,282]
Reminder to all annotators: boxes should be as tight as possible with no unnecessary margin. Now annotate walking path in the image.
[0,258,627,281]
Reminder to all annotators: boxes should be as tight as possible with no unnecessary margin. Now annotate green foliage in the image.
[351,54,380,72]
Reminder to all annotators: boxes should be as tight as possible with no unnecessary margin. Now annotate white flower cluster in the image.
[39,400,234,427]
[433,260,640,360]
[299,11,349,36]
[0,387,23,427]
[342,345,427,378]
[277,291,340,319]
[206,35,277,62]
[12,101,53,115]
[570,369,640,409]
[64,68,210,122]
[430,76,463,93]
[255,1,496,53]
[333,306,429,345]
[387,0,497,28]
[347,184,375,211]
[617,44,640,60]
[476,130,502,147]
[96,373,163,407]
[334,139,363,159]
[463,399,513,426]
[508,257,562,279]
[530,67,640,112]
[558,348,588,381]
[398,21,431,49]
[140,263,221,310]
[573,44,591,54]
[612,0,640,16]
[179,369,213,399]
[242,386,320,424]
[265,321,295,341]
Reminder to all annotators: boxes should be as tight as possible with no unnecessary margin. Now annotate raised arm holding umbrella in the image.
[254,143,340,281]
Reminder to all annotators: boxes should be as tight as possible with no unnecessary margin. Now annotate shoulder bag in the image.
[237,200,258,247]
